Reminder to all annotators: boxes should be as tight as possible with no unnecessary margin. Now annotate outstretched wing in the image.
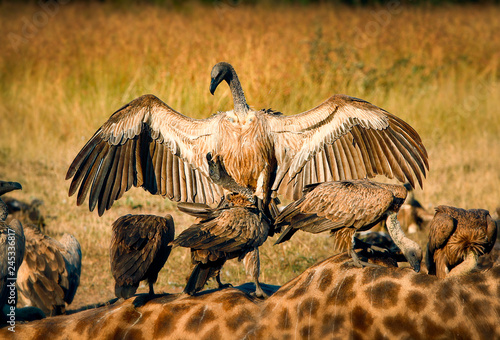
[66,94,223,215]
[268,95,429,200]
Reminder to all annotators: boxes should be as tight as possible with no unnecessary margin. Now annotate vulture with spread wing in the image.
[110,214,175,299]
[0,181,25,319]
[66,62,428,216]
[172,193,270,298]
[426,205,497,278]
[17,226,82,316]
[274,179,422,272]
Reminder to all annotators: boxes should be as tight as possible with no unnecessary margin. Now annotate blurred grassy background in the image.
[0,1,499,310]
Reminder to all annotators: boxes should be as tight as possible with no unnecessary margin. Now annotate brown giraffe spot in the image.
[202,325,221,340]
[475,322,497,340]
[221,294,251,311]
[351,305,373,333]
[135,310,153,325]
[466,299,491,319]
[350,330,363,340]
[436,281,454,300]
[300,325,315,338]
[373,329,385,340]
[112,308,144,340]
[451,324,472,339]
[32,321,65,340]
[317,268,333,292]
[277,308,292,330]
[297,297,320,318]
[154,310,176,337]
[490,266,500,278]
[422,316,446,339]
[289,272,316,299]
[405,290,427,312]
[365,280,401,309]
[186,306,217,333]
[326,275,356,305]
[321,313,345,336]
[434,300,457,322]
[361,267,406,285]
[411,273,437,286]
[383,313,422,340]
[459,290,471,305]
[225,308,255,331]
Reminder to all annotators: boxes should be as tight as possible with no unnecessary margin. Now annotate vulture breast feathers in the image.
[67,64,428,215]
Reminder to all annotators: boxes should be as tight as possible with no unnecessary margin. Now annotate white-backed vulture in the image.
[17,225,82,316]
[66,62,428,216]
[274,179,422,272]
[172,193,270,298]
[426,205,497,278]
[110,214,175,299]
[0,181,25,321]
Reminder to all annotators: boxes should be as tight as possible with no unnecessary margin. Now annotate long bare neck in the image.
[386,212,415,250]
[226,68,249,115]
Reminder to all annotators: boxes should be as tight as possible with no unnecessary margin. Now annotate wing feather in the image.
[66,95,222,215]
[269,94,428,198]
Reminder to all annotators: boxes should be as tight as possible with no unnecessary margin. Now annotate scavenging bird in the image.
[274,179,422,272]
[172,193,270,298]
[426,205,497,278]
[110,214,175,299]
[66,62,428,216]
[0,181,25,320]
[17,225,81,316]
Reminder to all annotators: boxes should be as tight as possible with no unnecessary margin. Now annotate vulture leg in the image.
[447,252,479,277]
[244,249,268,298]
[148,282,155,296]
[215,273,232,289]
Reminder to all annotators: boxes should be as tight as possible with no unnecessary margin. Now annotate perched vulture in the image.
[110,214,175,299]
[3,196,45,232]
[274,179,422,272]
[172,193,270,298]
[0,181,25,319]
[426,205,497,278]
[17,226,82,316]
[66,62,428,216]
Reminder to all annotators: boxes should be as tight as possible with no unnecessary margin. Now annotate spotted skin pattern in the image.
[5,254,500,340]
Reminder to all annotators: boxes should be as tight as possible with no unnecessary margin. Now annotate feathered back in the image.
[110,214,175,297]
[17,226,82,316]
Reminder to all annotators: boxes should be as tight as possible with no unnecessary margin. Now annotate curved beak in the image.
[0,181,22,196]
[209,78,218,95]
[409,258,421,273]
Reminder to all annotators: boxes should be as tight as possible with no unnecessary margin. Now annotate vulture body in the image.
[0,181,25,320]
[17,226,82,316]
[426,205,497,278]
[66,62,428,216]
[110,214,175,299]
[172,193,270,298]
[275,179,422,272]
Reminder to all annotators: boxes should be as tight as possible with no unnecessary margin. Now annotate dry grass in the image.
[0,2,499,310]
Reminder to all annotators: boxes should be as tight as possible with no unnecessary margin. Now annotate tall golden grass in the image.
[0,2,499,309]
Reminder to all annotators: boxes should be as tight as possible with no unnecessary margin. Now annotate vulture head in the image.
[0,181,22,196]
[210,62,234,95]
